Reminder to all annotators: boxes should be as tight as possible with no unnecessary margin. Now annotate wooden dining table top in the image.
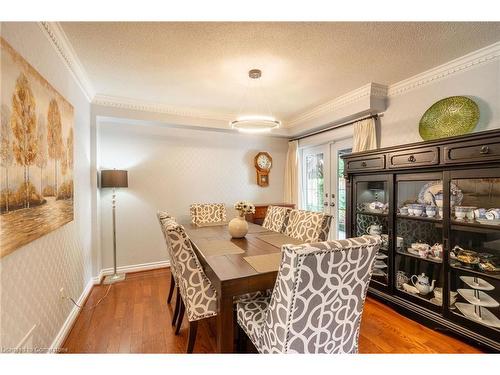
[183,222,285,282]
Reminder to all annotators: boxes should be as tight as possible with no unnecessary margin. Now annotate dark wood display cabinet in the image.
[342,129,500,352]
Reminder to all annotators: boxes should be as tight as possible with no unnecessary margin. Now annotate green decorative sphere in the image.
[419,96,479,141]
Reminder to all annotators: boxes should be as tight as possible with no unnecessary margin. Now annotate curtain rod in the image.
[288,113,379,142]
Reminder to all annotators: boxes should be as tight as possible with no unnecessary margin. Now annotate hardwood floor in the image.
[63,268,481,353]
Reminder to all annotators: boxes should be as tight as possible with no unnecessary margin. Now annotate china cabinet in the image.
[343,129,500,352]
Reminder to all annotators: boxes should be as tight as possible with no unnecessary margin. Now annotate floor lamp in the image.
[100,169,128,284]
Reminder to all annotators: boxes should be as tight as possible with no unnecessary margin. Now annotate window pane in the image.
[304,153,324,212]
[337,148,351,239]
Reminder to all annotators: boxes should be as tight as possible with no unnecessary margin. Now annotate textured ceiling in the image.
[62,22,500,123]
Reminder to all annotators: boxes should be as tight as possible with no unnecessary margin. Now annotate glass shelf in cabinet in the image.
[450,262,500,281]
[396,249,443,264]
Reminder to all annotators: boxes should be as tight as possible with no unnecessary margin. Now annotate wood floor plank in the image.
[62,268,481,354]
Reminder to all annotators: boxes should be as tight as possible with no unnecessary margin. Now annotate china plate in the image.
[460,276,495,291]
[372,269,387,277]
[374,261,387,269]
[417,181,463,206]
[376,254,388,260]
[455,303,500,329]
[457,289,499,307]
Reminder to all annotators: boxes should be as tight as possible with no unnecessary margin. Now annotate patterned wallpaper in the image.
[0,23,92,351]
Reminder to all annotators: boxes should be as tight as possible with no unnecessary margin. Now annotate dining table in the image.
[183,221,304,353]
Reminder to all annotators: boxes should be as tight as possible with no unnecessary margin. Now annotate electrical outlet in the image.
[59,287,65,300]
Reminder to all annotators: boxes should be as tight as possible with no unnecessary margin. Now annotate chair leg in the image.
[175,299,185,335]
[186,321,198,353]
[167,274,175,304]
[171,288,181,326]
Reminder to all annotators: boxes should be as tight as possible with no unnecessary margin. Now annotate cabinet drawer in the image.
[346,155,385,172]
[388,147,439,168]
[443,137,500,164]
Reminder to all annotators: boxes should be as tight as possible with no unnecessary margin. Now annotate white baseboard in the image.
[95,260,171,284]
[50,259,170,352]
[49,278,94,352]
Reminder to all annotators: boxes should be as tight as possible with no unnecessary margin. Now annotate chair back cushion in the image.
[164,222,217,321]
[262,206,292,233]
[259,236,380,353]
[156,211,179,281]
[190,203,227,225]
[283,209,332,242]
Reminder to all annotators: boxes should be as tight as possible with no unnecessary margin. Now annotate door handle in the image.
[330,202,335,207]
[323,202,328,206]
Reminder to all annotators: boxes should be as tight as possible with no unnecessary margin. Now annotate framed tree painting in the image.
[1,37,74,258]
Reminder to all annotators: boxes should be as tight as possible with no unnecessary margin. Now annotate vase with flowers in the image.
[229,201,255,238]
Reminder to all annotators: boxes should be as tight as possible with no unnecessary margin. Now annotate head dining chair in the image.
[236,235,381,353]
[190,203,227,225]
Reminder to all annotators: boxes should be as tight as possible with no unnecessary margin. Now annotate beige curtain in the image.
[283,140,299,205]
[352,117,377,152]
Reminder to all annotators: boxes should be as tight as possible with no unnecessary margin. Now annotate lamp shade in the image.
[100,170,128,188]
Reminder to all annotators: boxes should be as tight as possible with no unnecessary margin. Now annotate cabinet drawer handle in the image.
[480,145,490,155]
[361,161,367,167]
[408,155,416,162]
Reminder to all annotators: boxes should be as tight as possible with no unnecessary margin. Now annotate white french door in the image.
[301,139,352,239]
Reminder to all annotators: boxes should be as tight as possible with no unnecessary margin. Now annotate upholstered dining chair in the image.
[190,203,227,225]
[283,209,333,242]
[156,212,180,314]
[236,235,381,353]
[262,205,292,233]
[163,221,218,353]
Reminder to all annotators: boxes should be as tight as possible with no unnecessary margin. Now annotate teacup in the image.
[367,224,382,236]
[474,208,487,219]
[413,204,425,217]
[430,243,443,259]
[418,248,429,258]
[455,206,468,221]
[408,207,415,216]
[464,206,476,220]
[425,205,437,218]
[396,236,404,248]
[399,206,409,215]
[486,208,500,220]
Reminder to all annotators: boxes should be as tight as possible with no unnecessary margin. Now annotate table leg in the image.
[216,295,235,353]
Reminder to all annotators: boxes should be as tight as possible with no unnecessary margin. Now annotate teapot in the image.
[410,273,436,295]
[366,224,382,236]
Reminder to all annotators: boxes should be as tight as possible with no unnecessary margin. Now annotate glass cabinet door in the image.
[394,173,444,314]
[448,170,500,340]
[353,175,391,289]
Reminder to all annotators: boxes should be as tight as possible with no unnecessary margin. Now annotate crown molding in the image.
[388,41,500,97]
[38,22,95,102]
[286,82,388,128]
[92,94,234,122]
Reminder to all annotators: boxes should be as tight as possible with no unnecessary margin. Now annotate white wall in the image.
[380,59,500,148]
[297,58,499,149]
[0,23,92,350]
[98,121,288,269]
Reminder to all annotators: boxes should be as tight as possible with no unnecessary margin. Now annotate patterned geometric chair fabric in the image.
[164,222,218,322]
[236,235,381,354]
[156,211,179,305]
[283,209,333,242]
[262,205,292,233]
[190,203,227,225]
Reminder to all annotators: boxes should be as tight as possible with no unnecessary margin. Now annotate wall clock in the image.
[254,152,272,187]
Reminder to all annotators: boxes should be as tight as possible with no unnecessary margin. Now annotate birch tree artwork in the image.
[0,37,74,258]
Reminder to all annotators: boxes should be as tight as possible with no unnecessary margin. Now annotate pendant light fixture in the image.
[230,69,280,133]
